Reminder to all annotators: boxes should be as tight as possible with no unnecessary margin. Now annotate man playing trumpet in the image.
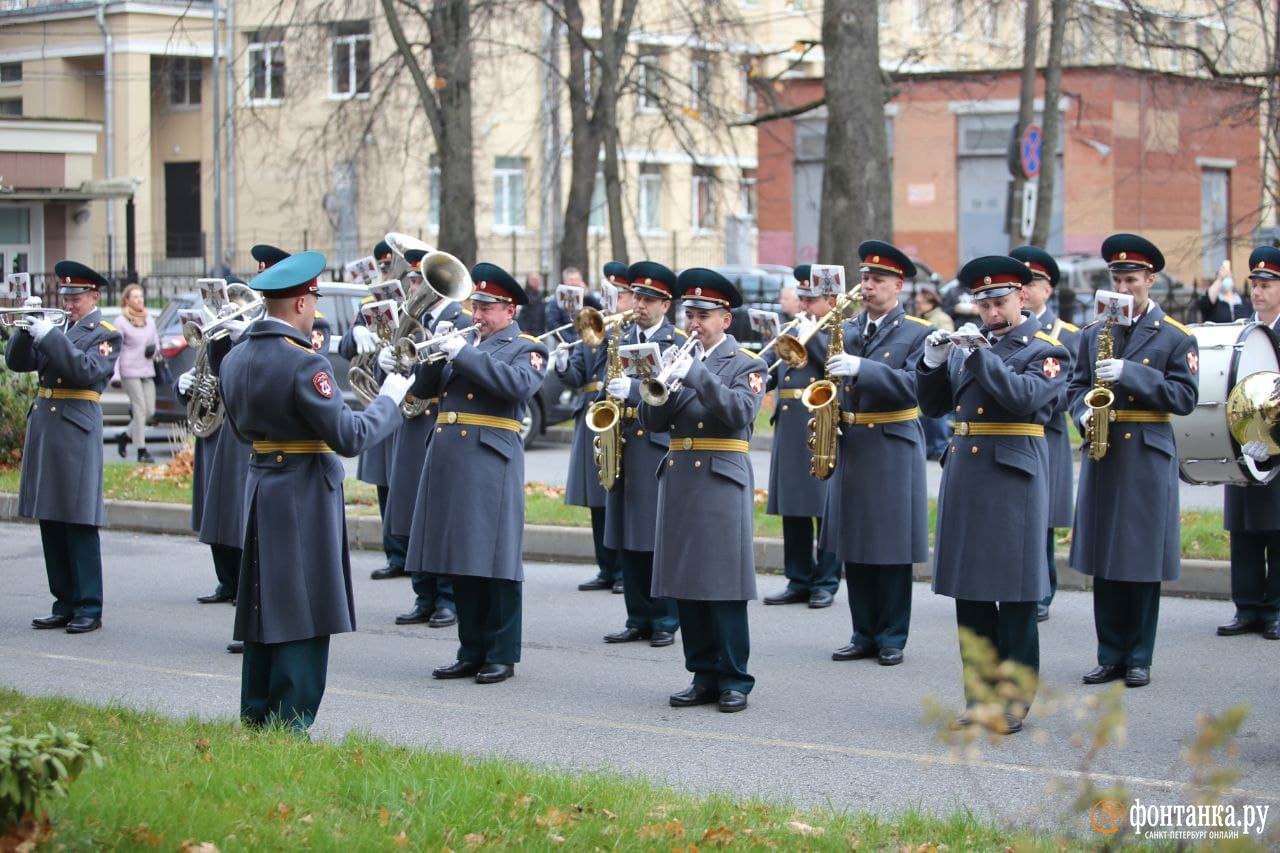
[638,269,766,713]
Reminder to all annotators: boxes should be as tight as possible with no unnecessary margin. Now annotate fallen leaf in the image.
[378,806,390,827]
[548,833,565,844]
[601,808,617,820]
[298,815,313,824]
[354,749,365,767]
[177,842,219,853]
[702,826,735,846]
[464,832,486,846]
[638,819,685,839]
[788,820,824,836]
[392,830,409,847]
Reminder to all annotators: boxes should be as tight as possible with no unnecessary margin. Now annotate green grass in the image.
[0,689,1041,851]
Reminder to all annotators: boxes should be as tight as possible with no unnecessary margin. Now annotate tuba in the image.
[184,283,263,438]
[1084,316,1117,461]
[586,311,635,491]
[800,286,862,480]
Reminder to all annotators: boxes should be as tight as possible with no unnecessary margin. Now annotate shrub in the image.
[0,722,102,832]
[0,365,37,468]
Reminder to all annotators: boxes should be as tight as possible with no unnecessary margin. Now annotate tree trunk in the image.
[428,0,478,266]
[817,0,891,272]
[1031,0,1067,248]
[558,0,602,274]
[1010,0,1039,249]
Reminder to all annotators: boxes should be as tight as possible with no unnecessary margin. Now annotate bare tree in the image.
[1009,0,1039,250]
[818,0,891,270]
[1031,0,1067,248]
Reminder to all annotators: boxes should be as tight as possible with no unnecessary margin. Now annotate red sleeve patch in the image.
[312,371,334,398]
[98,341,113,357]
[748,372,764,394]
[530,351,544,371]
[1042,357,1061,378]
[1187,351,1198,374]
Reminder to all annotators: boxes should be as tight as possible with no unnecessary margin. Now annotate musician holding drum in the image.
[1216,245,1280,642]
[638,269,766,713]
[7,260,120,635]
[1069,234,1199,689]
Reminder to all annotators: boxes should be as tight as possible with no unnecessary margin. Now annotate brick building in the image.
[757,66,1262,286]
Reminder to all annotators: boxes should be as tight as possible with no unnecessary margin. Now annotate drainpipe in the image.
[96,0,115,280]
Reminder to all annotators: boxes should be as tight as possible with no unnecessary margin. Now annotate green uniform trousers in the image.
[676,599,753,694]
[241,635,330,732]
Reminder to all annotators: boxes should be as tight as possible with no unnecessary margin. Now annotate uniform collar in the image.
[249,316,314,348]
[73,308,102,331]
[479,319,521,347]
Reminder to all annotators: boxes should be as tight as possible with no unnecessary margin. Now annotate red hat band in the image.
[475,280,514,302]
[1253,260,1280,277]
[1109,251,1153,269]
[1025,261,1051,279]
[684,286,730,306]
[862,254,904,276]
[636,277,671,297]
[972,273,1023,292]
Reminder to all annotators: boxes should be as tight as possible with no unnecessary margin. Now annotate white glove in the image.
[351,324,378,355]
[1096,358,1125,383]
[27,316,54,343]
[1080,409,1093,432]
[793,313,818,341]
[222,317,249,341]
[607,377,631,398]
[826,353,861,378]
[177,369,196,395]
[554,346,570,372]
[22,296,42,308]
[1242,440,1271,462]
[956,321,981,337]
[667,352,694,383]
[376,346,398,374]
[217,303,240,319]
[923,330,954,368]
[439,334,467,362]
[377,371,412,405]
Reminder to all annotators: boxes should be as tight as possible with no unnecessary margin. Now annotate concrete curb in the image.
[542,424,772,452]
[0,492,1230,599]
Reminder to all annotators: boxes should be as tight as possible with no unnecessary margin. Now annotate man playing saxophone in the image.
[638,269,766,713]
[598,261,685,647]
[1069,234,1199,689]
[916,255,1070,734]
[761,265,842,611]
[820,242,932,667]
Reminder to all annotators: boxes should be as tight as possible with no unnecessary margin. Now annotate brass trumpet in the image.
[538,306,633,351]
[392,323,478,371]
[775,287,862,369]
[0,306,69,330]
[639,336,701,406]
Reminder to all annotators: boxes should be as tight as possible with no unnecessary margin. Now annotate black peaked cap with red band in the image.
[603,261,631,288]
[470,262,527,306]
[1101,233,1165,273]
[858,240,916,280]
[251,244,291,269]
[957,255,1032,301]
[1248,246,1280,281]
[627,261,677,300]
[1009,245,1060,288]
[53,260,109,295]
[677,267,742,310]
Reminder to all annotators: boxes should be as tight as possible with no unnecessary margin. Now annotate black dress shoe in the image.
[475,664,514,684]
[1263,621,1280,640]
[577,576,612,591]
[32,614,71,629]
[831,643,876,661]
[1217,615,1263,636]
[764,588,808,606]
[1036,604,1050,622]
[878,648,904,666]
[669,684,718,707]
[395,605,432,625]
[226,641,244,654]
[432,660,482,679]
[604,627,650,643]
[428,607,457,628]
[718,690,748,713]
[116,431,130,458]
[1124,666,1150,687]
[136,448,155,464]
[611,580,625,594]
[1082,664,1126,684]
[808,589,834,609]
[650,631,675,647]
[197,590,235,604]
[371,565,407,580]
[65,616,101,634]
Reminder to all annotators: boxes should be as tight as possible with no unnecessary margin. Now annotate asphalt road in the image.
[3,522,1276,834]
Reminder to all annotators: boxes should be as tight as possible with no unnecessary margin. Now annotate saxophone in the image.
[586,312,633,490]
[1084,315,1117,461]
[801,286,862,480]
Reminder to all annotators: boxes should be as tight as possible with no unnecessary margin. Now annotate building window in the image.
[330,21,371,98]
[247,32,285,103]
[166,58,202,108]
[0,98,19,116]
[739,60,757,114]
[983,1,1000,40]
[1167,20,1186,71]
[428,155,441,228]
[637,52,661,112]
[739,168,757,223]
[0,63,20,85]
[638,163,662,232]
[692,166,716,232]
[589,172,606,230]
[690,52,711,114]
[878,0,891,26]
[912,0,929,31]
[493,156,526,230]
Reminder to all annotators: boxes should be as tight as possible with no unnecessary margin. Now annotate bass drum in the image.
[1175,321,1280,485]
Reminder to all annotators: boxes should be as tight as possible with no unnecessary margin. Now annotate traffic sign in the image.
[1020,123,1043,179]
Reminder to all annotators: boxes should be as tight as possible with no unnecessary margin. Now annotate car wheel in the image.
[522,399,543,450]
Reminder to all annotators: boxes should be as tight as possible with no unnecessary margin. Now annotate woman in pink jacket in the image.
[112,284,159,462]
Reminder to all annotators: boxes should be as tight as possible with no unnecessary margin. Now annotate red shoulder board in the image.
[748,372,764,394]
[312,370,334,398]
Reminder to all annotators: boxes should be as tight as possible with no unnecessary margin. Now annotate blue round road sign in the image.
[1020,123,1042,179]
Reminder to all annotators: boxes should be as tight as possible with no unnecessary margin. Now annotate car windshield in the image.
[156,293,200,335]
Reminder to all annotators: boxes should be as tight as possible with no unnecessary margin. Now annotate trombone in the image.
[539,307,633,351]
[392,324,478,371]
[181,283,264,348]
[639,335,701,406]
[0,306,69,330]
[773,286,862,369]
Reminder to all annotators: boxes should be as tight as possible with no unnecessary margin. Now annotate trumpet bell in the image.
[639,378,669,407]
[1227,370,1280,455]
[422,251,474,303]
[575,307,606,347]
[182,320,205,348]
[775,334,809,369]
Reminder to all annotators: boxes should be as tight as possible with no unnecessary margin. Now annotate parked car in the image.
[102,282,578,449]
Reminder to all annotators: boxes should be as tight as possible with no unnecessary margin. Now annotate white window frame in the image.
[427,156,441,231]
[637,52,660,113]
[691,166,717,234]
[638,164,662,234]
[329,27,371,100]
[739,61,757,115]
[691,52,711,114]
[493,157,526,233]
[588,172,607,233]
[983,1,1000,42]
[878,0,891,27]
[738,169,757,224]
[247,39,285,105]
[912,0,929,32]
[167,57,201,110]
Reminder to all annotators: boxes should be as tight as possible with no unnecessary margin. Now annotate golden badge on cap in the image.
[1118,252,1128,260]
[872,255,880,263]
[694,287,703,296]
[983,276,992,285]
